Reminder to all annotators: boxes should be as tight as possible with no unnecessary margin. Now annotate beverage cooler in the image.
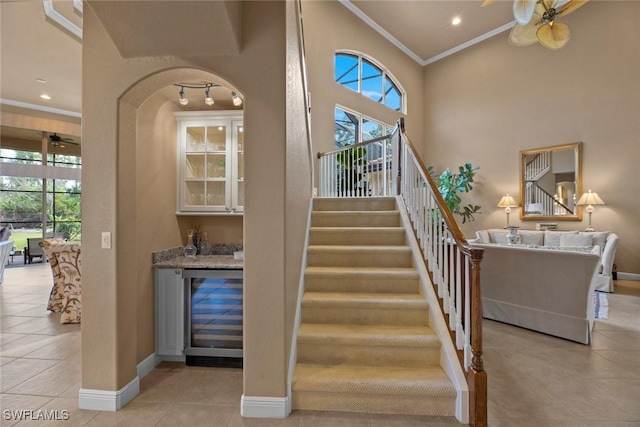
[183,269,243,368]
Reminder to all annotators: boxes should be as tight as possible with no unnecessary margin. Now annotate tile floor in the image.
[1,262,639,426]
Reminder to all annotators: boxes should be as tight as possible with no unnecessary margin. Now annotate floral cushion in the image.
[42,243,82,324]
[40,239,67,312]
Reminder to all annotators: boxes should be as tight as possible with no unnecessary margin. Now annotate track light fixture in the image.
[179,87,188,106]
[174,83,242,107]
[231,91,243,107]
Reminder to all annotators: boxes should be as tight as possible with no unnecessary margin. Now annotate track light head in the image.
[179,87,189,106]
[231,91,242,106]
[204,88,214,106]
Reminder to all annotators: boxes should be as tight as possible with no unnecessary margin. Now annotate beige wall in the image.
[422,1,640,274]
[303,1,424,171]
[82,1,307,401]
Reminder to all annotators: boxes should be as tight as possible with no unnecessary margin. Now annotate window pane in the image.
[361,59,383,103]
[47,153,82,168]
[362,118,385,141]
[335,107,359,148]
[385,77,402,111]
[1,149,42,165]
[334,53,359,92]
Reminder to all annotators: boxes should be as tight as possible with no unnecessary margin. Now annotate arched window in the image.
[334,52,404,113]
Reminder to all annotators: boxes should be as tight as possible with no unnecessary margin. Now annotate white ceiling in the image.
[0,0,555,144]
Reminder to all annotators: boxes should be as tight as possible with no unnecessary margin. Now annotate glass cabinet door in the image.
[176,112,243,214]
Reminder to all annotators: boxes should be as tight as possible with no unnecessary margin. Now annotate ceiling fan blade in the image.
[513,0,538,25]
[557,0,589,16]
[537,21,571,50]
[481,0,496,6]
[509,22,540,46]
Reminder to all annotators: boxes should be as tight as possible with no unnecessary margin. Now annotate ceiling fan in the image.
[483,0,588,50]
[48,132,79,148]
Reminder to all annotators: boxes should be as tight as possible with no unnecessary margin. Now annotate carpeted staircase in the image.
[291,197,457,417]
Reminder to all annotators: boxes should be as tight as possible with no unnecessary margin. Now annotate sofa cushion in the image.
[579,231,609,250]
[544,230,578,246]
[488,229,508,244]
[560,233,593,247]
[518,230,545,245]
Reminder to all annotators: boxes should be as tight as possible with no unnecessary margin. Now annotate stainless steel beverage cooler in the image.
[183,269,243,367]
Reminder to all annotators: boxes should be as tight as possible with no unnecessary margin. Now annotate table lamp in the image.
[576,190,605,232]
[497,194,519,227]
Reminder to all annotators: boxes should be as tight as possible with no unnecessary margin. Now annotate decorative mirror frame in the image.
[519,142,583,221]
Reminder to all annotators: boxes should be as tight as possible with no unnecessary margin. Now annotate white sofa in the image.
[474,229,619,292]
[471,242,600,344]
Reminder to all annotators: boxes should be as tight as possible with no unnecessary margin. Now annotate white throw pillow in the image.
[544,230,578,246]
[519,231,545,245]
[560,233,593,247]
[488,230,508,244]
[579,231,609,250]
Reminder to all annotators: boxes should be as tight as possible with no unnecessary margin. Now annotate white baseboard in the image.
[240,395,291,418]
[78,376,140,412]
[618,272,640,281]
[137,353,160,379]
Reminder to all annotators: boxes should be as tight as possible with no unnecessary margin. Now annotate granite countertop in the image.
[152,244,243,269]
[153,255,243,269]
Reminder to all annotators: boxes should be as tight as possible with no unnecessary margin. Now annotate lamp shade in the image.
[577,190,605,206]
[497,194,519,208]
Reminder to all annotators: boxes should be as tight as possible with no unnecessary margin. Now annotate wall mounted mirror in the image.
[520,142,582,221]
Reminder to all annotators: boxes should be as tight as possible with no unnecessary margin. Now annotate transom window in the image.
[334,52,404,112]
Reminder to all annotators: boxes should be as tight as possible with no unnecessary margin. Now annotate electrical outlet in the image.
[101,232,111,249]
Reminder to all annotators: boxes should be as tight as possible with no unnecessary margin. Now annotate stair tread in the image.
[293,364,455,396]
[303,292,425,302]
[310,227,404,231]
[307,245,410,251]
[298,323,440,346]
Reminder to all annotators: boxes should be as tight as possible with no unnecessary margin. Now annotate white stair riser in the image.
[297,342,440,367]
[312,212,400,228]
[313,197,396,212]
[301,306,429,326]
[291,391,455,416]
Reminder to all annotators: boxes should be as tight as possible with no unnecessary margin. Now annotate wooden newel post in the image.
[468,250,487,427]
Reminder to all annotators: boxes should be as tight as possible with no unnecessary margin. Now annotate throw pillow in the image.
[579,231,609,250]
[488,230,508,244]
[519,231,545,245]
[560,233,593,247]
[544,230,578,246]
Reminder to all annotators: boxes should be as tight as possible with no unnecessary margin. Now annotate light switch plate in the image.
[101,232,111,249]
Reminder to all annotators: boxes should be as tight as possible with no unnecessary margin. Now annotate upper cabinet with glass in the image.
[520,142,582,221]
[175,111,243,215]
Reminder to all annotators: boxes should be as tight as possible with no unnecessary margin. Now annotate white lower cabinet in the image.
[155,268,185,360]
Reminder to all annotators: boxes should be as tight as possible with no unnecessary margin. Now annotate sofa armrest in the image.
[599,234,619,275]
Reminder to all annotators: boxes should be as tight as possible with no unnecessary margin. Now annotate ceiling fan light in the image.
[536,21,571,50]
[513,0,537,25]
[509,23,539,46]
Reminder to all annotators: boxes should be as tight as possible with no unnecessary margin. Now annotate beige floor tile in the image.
[156,403,237,427]
[591,378,640,421]
[228,411,301,427]
[21,332,81,360]
[1,317,62,335]
[0,394,54,427]
[0,333,25,346]
[6,360,82,397]
[0,304,43,316]
[58,381,83,398]
[0,358,59,392]
[596,350,640,373]
[85,401,171,427]
[0,317,36,332]
[1,357,17,366]
[11,397,99,427]
[0,334,57,358]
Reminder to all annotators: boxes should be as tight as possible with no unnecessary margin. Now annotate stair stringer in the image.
[395,196,469,425]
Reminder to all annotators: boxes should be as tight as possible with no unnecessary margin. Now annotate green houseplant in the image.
[428,163,481,224]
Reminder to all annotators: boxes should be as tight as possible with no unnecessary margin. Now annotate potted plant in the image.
[428,163,481,224]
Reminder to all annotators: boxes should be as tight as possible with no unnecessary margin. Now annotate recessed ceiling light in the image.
[40,94,51,100]
[452,16,461,26]
[36,78,47,83]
